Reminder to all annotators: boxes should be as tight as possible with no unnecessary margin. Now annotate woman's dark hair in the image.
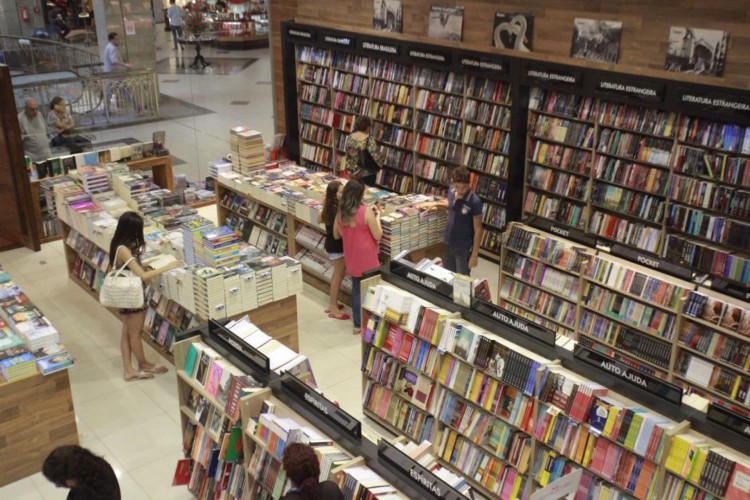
[281,443,320,500]
[352,115,371,133]
[339,179,365,227]
[109,211,145,268]
[50,96,64,110]
[42,445,109,489]
[321,180,342,225]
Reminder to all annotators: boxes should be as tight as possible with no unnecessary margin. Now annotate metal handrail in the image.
[0,34,100,76]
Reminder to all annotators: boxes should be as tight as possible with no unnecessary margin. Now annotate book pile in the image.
[181,216,216,265]
[200,226,241,268]
[73,164,111,193]
[192,267,226,320]
[0,320,27,363]
[229,127,265,175]
[0,352,37,381]
[208,159,232,178]
[394,440,471,496]
[34,343,74,375]
[336,466,408,499]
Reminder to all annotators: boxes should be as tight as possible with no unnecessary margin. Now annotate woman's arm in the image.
[47,113,65,133]
[116,246,181,283]
[333,214,342,240]
[367,136,385,164]
[365,205,383,241]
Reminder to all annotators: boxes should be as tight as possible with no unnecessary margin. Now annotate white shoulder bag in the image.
[99,246,144,309]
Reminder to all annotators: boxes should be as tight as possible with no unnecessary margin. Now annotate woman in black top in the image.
[280,443,345,500]
[318,181,349,321]
[42,445,121,500]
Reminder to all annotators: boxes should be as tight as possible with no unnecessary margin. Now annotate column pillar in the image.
[93,0,157,70]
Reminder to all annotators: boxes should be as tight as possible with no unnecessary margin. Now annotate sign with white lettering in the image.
[530,469,583,500]
[574,346,682,404]
[208,320,270,376]
[320,30,355,48]
[406,45,451,65]
[279,372,362,439]
[458,54,508,75]
[472,298,556,346]
[610,244,693,281]
[390,261,454,299]
[377,440,464,499]
[525,216,597,247]
[677,88,750,120]
[523,65,582,87]
[707,404,750,440]
[359,38,400,57]
[285,26,316,42]
[594,76,664,103]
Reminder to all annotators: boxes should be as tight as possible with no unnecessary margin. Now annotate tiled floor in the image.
[0,28,502,499]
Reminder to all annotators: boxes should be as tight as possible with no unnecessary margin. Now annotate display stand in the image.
[0,370,78,487]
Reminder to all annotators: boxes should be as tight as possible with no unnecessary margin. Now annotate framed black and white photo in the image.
[570,18,623,64]
[373,0,403,33]
[427,5,464,42]
[492,12,533,51]
[665,27,729,76]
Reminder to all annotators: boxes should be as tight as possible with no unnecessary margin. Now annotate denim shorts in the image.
[327,252,344,260]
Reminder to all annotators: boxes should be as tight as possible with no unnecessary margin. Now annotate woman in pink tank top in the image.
[334,179,382,334]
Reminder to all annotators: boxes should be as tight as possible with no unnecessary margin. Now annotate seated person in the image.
[47,96,76,147]
[18,97,52,162]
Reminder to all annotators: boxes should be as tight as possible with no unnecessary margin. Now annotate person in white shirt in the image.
[17,98,52,162]
[166,0,184,51]
[103,32,131,73]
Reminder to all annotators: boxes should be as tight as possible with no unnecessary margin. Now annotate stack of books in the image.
[192,267,226,320]
[208,159,233,178]
[200,226,241,268]
[0,352,37,381]
[74,165,112,193]
[181,216,216,265]
[229,127,265,175]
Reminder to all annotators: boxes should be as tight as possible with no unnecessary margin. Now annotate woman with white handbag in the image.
[105,212,182,381]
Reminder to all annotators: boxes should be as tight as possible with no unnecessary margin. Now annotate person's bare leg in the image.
[121,317,140,379]
[328,257,346,314]
[125,311,166,374]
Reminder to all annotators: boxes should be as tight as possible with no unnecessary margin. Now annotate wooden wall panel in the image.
[269,0,750,128]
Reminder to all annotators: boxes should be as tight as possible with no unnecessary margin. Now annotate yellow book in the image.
[518,442,532,474]
[539,451,555,486]
[438,357,452,385]
[688,447,709,483]
[731,375,742,399]
[483,380,499,411]
[469,373,484,402]
[573,431,589,464]
[603,404,622,437]
[582,433,597,467]
[510,473,524,498]
[543,413,559,444]
[442,430,458,462]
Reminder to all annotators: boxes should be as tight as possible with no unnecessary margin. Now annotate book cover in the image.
[37,353,74,374]
[487,342,509,379]
[720,305,744,331]
[702,297,726,325]
[172,458,192,486]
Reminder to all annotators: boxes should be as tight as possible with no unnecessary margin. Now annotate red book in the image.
[725,460,750,500]
[397,334,415,363]
[383,324,404,356]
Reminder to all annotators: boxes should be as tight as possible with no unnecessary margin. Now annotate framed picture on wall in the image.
[373,0,403,33]
[570,18,623,64]
[492,12,533,51]
[427,5,464,42]
[665,27,729,76]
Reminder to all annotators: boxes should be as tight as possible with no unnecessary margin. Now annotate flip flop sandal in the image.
[324,304,345,313]
[328,312,351,321]
[142,365,168,375]
[125,371,154,382]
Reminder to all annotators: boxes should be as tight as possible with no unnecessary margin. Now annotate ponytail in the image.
[299,476,319,500]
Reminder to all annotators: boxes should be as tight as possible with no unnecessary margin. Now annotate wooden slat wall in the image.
[270,0,750,133]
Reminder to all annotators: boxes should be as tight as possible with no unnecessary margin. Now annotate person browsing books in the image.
[280,443,344,500]
[343,116,384,187]
[109,211,182,381]
[318,180,350,321]
[42,445,121,500]
[334,179,382,334]
[419,167,483,275]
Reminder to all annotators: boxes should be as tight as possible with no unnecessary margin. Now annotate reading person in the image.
[42,445,121,500]
[109,211,181,381]
[318,180,349,321]
[280,443,344,500]
[419,167,483,275]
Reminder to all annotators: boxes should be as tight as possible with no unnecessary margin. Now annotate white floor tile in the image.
[100,413,183,471]
[0,476,44,500]
[76,383,166,437]
[130,451,194,500]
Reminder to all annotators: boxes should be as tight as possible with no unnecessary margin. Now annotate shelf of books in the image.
[665,115,750,289]
[331,51,371,172]
[296,45,335,172]
[524,88,596,233]
[499,222,594,342]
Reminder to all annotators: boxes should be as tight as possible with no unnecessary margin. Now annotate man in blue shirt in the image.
[420,167,483,275]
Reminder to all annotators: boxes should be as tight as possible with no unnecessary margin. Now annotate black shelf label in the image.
[574,345,682,405]
[523,65,582,87]
[389,261,453,299]
[280,372,362,439]
[677,88,750,120]
[525,216,597,247]
[286,26,316,42]
[378,440,464,499]
[706,404,750,439]
[594,75,664,103]
[208,320,270,376]
[320,30,355,48]
[406,45,451,65]
[360,38,400,57]
[610,244,693,281]
[710,278,750,301]
[472,298,556,346]
[458,54,508,75]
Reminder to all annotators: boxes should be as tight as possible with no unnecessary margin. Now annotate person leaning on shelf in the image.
[318,180,350,321]
[18,97,52,162]
[42,445,121,500]
[418,166,483,275]
[280,443,345,500]
[343,116,384,187]
[109,211,182,381]
[334,179,383,335]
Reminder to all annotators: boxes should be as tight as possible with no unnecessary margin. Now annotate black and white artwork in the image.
[492,12,533,51]
[570,18,623,64]
[665,27,729,76]
[373,0,403,33]
[427,5,464,42]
